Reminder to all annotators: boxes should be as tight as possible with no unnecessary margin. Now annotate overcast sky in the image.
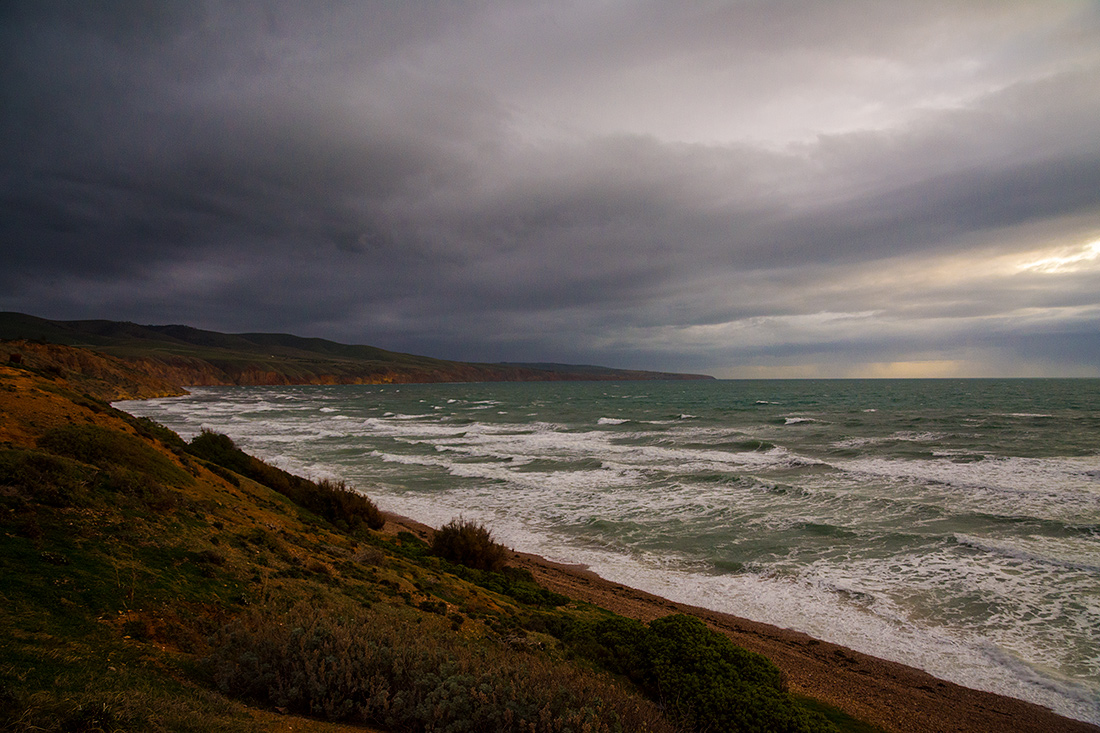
[3,1,1100,377]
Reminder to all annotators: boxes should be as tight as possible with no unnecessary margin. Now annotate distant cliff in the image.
[0,340,188,401]
[0,312,714,389]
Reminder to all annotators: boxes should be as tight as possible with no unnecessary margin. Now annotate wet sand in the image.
[386,513,1098,733]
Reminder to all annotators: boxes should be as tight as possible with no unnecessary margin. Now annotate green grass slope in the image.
[0,352,869,733]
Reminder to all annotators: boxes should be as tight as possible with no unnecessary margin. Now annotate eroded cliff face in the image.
[121,355,239,387]
[0,342,489,395]
[1,333,714,396]
[117,355,559,387]
[121,357,429,387]
[0,341,188,401]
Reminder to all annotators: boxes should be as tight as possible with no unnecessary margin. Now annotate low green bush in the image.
[564,614,836,733]
[431,518,507,572]
[452,564,569,608]
[186,431,385,532]
[126,415,189,453]
[187,429,252,475]
[311,478,386,532]
[207,602,676,733]
[39,424,192,488]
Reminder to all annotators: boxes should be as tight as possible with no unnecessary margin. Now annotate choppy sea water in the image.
[116,379,1100,724]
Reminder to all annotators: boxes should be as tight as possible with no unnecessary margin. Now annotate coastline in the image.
[386,510,1098,733]
[8,344,1096,732]
[101,374,1096,732]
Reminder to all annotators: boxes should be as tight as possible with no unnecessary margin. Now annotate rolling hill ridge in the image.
[0,312,713,388]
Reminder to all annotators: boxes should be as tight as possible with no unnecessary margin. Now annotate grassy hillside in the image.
[0,312,714,386]
[0,348,873,733]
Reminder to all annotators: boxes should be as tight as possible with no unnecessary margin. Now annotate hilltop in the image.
[0,312,713,387]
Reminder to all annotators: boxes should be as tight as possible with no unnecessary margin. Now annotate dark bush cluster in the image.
[458,565,569,609]
[431,518,508,572]
[39,424,192,489]
[10,426,190,511]
[390,528,567,607]
[186,430,252,475]
[187,430,385,532]
[208,602,676,733]
[563,614,836,733]
[125,415,189,453]
[311,478,386,533]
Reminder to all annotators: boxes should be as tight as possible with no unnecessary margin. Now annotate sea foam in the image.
[115,380,1100,724]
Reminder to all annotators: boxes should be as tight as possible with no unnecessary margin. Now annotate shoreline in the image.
[104,376,1096,733]
[14,341,1094,732]
[385,511,1097,733]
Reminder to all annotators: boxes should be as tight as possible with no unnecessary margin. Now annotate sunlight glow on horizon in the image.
[1017,239,1100,274]
[715,359,1100,380]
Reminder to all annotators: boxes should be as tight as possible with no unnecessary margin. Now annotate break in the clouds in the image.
[2,1,1100,377]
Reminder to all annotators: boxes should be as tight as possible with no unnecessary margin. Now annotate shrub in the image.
[311,478,386,532]
[568,615,649,677]
[187,429,252,475]
[126,416,188,453]
[187,431,385,532]
[39,424,192,488]
[450,564,569,608]
[431,518,508,572]
[563,613,836,733]
[207,601,677,732]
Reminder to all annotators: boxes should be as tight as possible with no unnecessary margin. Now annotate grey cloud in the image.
[2,1,1099,375]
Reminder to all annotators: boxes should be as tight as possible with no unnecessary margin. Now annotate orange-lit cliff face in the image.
[0,316,714,390]
[0,341,188,401]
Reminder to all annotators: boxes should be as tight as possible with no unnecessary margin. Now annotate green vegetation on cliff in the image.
[0,348,861,733]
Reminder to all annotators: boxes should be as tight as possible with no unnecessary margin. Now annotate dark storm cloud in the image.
[2,1,1099,375]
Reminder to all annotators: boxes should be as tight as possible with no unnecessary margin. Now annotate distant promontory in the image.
[0,312,713,391]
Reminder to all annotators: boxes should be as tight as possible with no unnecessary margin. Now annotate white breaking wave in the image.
[114,382,1100,725]
[838,455,1100,523]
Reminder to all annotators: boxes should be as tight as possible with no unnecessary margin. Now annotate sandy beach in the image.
[388,512,1099,733]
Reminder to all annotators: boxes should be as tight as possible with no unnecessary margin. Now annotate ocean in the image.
[115,378,1100,724]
